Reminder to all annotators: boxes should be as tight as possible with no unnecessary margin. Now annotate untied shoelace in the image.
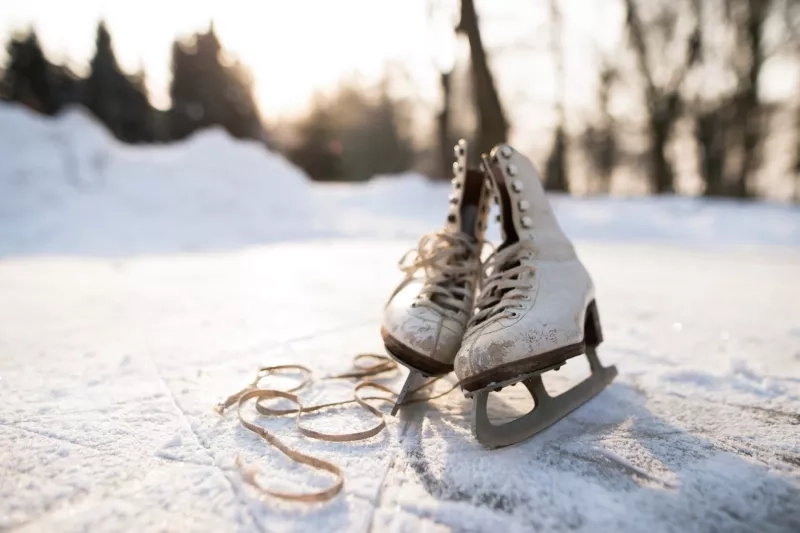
[216,354,461,503]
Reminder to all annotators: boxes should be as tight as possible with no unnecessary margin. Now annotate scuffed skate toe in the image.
[381,305,461,375]
[454,324,585,393]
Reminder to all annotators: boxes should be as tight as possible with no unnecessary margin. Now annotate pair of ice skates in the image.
[382,141,617,449]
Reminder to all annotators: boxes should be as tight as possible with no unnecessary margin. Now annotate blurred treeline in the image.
[0,22,264,144]
[2,0,800,201]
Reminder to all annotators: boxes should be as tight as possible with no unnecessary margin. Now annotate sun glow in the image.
[0,0,442,119]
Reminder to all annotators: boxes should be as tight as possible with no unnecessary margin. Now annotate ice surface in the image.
[0,103,798,532]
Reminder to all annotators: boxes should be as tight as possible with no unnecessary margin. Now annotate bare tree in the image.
[624,0,700,193]
[457,0,508,156]
[436,71,454,178]
[732,0,769,197]
[782,0,800,201]
[580,63,619,193]
[695,0,771,198]
[544,0,569,191]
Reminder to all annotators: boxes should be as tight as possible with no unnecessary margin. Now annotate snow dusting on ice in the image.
[0,103,798,532]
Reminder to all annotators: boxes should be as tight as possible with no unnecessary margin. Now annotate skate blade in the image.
[462,360,566,399]
[391,369,429,416]
[471,347,617,449]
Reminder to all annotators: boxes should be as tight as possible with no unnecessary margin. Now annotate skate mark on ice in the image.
[365,399,424,533]
[611,385,800,471]
[366,455,396,533]
[143,351,265,533]
[0,421,110,453]
[664,391,800,425]
[592,446,677,488]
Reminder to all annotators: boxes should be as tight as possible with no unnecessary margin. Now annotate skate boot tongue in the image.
[427,243,478,313]
[465,154,538,327]
[467,243,531,327]
[424,153,490,316]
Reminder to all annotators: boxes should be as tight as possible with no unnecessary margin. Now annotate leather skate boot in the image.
[455,143,617,448]
[382,139,492,415]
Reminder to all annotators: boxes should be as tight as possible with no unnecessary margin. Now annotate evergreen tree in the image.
[169,23,263,141]
[49,63,81,110]
[85,21,154,142]
[2,30,58,114]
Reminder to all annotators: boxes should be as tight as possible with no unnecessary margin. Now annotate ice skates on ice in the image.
[455,143,617,448]
[382,139,491,415]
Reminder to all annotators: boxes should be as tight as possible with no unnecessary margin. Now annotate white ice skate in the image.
[455,143,617,448]
[383,139,491,415]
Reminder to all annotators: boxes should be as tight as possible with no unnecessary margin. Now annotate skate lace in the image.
[392,231,483,317]
[216,354,461,503]
[467,241,537,328]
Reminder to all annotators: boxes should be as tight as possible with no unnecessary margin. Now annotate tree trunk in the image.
[625,0,670,193]
[545,127,568,191]
[650,114,674,194]
[623,0,698,194]
[437,71,453,179]
[457,0,508,156]
[697,107,727,196]
[795,93,800,203]
[732,0,768,198]
[545,0,569,191]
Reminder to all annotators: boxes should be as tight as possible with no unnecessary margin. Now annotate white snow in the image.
[0,103,798,532]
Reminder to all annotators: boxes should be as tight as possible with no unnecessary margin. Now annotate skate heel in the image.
[584,300,603,347]
[470,298,617,449]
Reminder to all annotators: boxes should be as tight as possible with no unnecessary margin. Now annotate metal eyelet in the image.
[512,180,523,192]
[521,216,533,228]
[449,194,458,204]
[507,164,518,176]
[508,311,518,319]
[500,145,513,158]
[453,162,463,174]
[518,200,530,211]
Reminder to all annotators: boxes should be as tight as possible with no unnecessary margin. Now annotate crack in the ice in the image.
[366,454,396,533]
[0,421,108,453]
[365,403,422,533]
[143,350,268,533]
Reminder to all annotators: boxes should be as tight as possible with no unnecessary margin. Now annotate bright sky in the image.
[0,0,795,138]
[0,0,453,117]
[0,1,625,116]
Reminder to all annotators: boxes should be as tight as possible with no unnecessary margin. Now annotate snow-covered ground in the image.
[1,104,798,532]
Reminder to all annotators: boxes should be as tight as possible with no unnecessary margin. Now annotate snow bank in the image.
[0,104,314,255]
[1,102,798,256]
